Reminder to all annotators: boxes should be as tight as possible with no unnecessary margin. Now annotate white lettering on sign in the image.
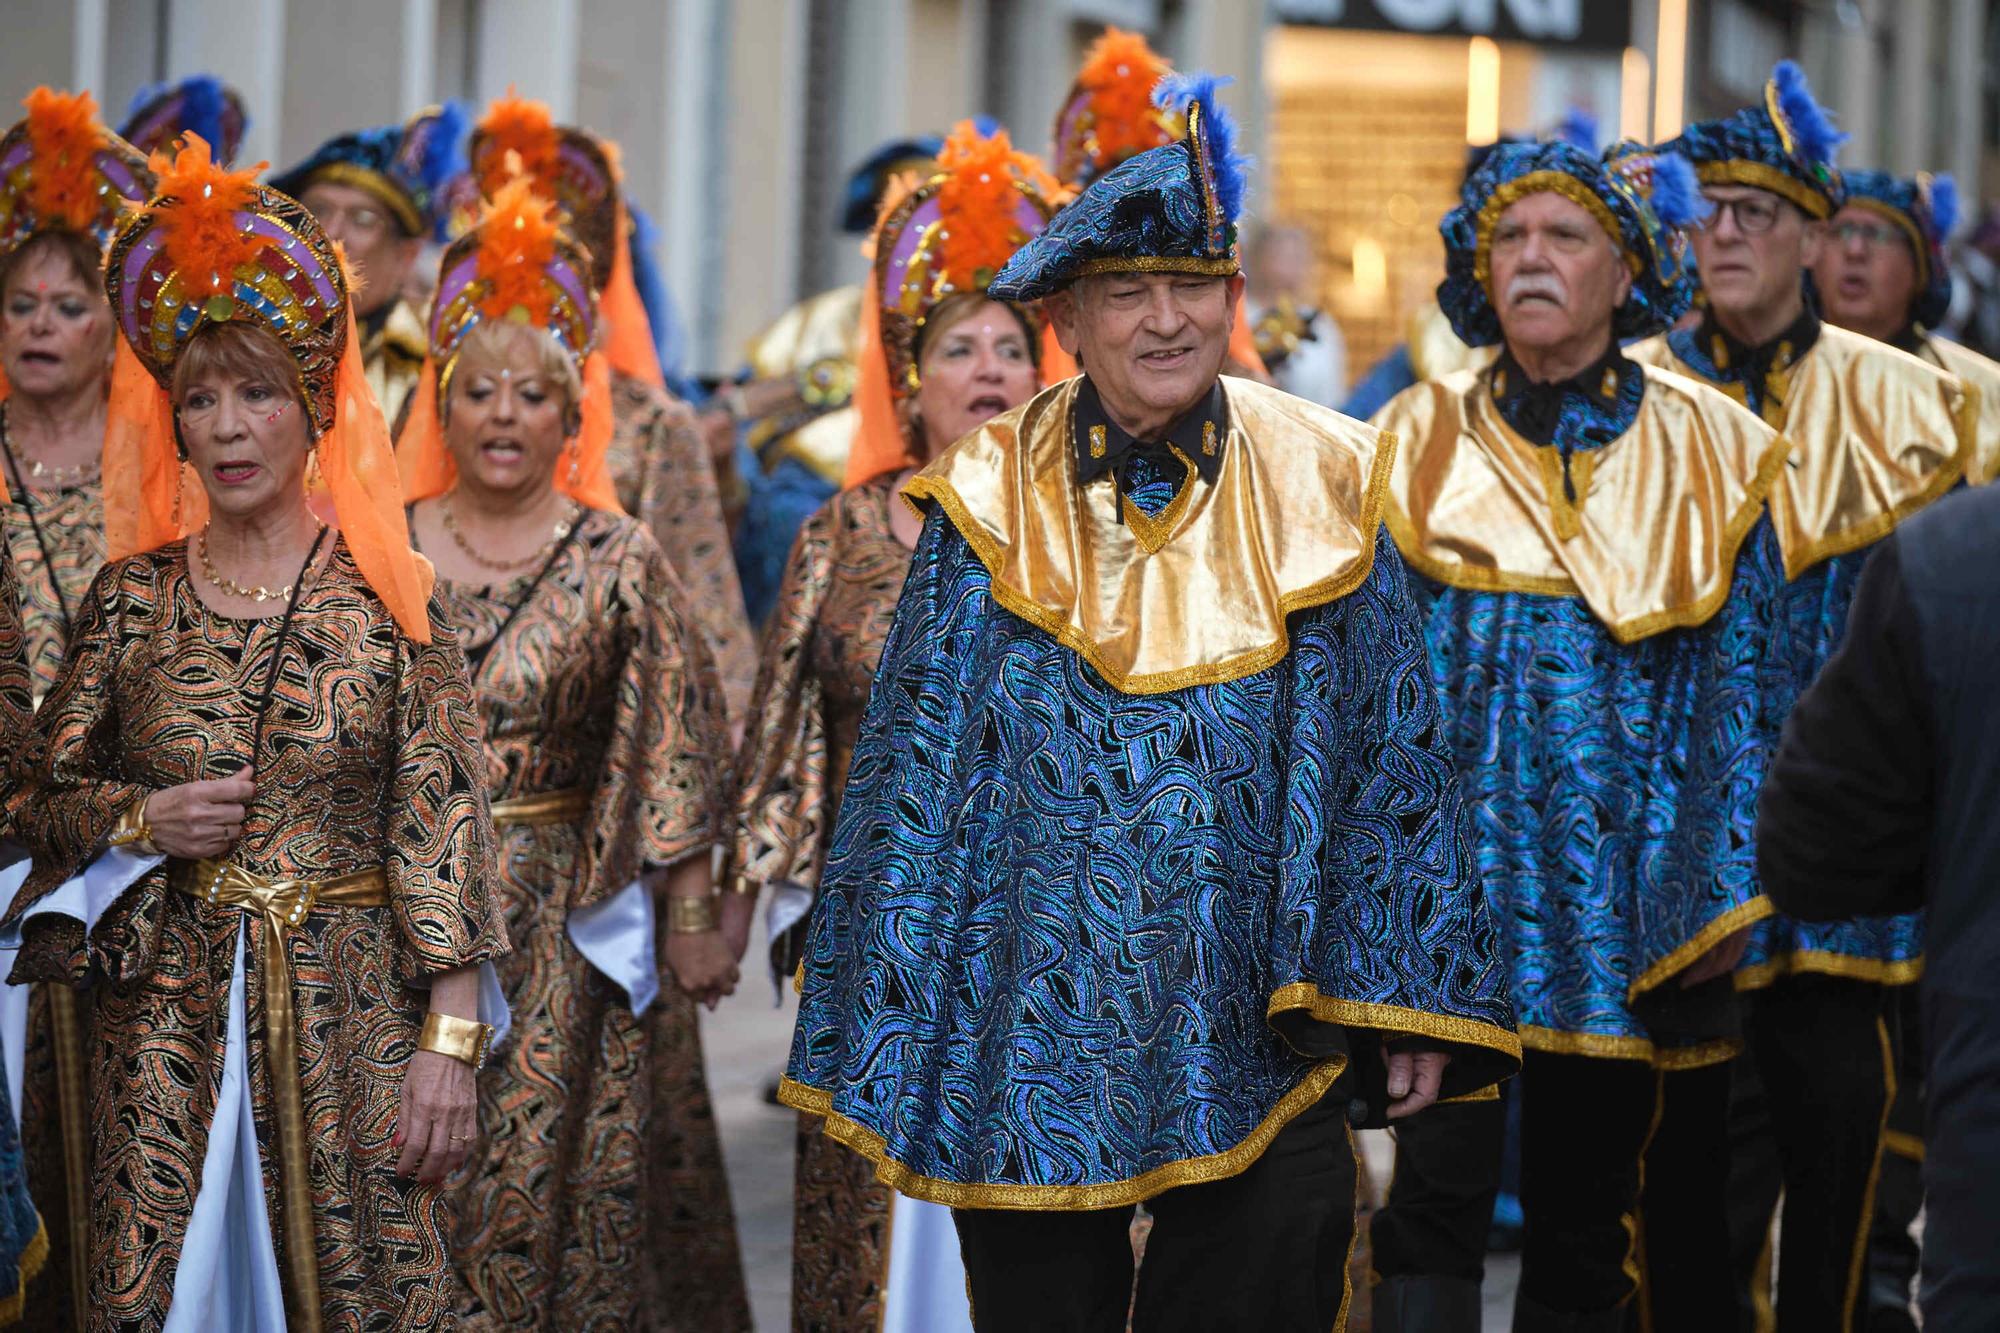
[1367,0,1585,37]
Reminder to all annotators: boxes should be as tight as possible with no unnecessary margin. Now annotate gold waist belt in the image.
[175,859,390,1333]
[488,787,590,829]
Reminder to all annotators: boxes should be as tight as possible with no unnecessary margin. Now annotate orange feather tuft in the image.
[1076,28,1173,172]
[474,174,561,325]
[148,133,268,302]
[935,122,1052,294]
[477,91,560,202]
[23,87,109,234]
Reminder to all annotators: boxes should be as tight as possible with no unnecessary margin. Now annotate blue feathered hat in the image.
[991,74,1249,301]
[119,75,249,164]
[1438,139,1710,348]
[1840,169,1958,329]
[1662,59,1845,218]
[841,134,945,234]
[271,102,470,238]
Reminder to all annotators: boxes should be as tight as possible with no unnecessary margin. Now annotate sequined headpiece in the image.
[119,76,249,165]
[1438,139,1710,348]
[1663,59,1846,219]
[272,103,470,239]
[0,89,151,262]
[992,74,1246,302]
[106,138,348,434]
[1051,27,1179,191]
[1841,168,1958,331]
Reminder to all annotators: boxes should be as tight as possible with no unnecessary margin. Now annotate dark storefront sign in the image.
[1273,0,1632,52]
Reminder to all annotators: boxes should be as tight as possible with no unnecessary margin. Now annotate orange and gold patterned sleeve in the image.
[632,396,759,724]
[577,525,731,911]
[728,503,835,902]
[0,558,29,766]
[387,593,509,979]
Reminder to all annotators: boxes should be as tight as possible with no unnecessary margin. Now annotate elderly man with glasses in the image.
[1627,61,1978,1330]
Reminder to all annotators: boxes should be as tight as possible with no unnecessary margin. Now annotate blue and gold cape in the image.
[779,376,1519,1208]
[1628,319,1977,988]
[1375,359,1794,1064]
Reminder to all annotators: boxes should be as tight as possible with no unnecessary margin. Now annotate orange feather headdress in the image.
[1051,29,1179,190]
[0,87,152,263]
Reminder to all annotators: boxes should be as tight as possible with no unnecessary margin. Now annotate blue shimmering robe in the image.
[1378,357,1793,1063]
[783,379,1518,1209]
[1639,319,1956,987]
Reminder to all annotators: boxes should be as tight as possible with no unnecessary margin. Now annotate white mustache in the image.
[1504,274,1567,306]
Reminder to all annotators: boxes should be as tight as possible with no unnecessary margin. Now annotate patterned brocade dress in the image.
[1,540,507,1330]
[733,476,908,1330]
[605,371,758,724]
[0,558,47,1327]
[437,508,751,1333]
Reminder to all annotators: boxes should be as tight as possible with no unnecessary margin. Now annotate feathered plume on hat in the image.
[119,76,249,164]
[1052,27,1178,189]
[1665,58,1846,218]
[0,89,151,261]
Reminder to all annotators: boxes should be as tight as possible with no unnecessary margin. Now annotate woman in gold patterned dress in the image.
[729,121,1058,1333]
[397,176,749,1331]
[1,138,505,1332]
[0,88,153,1333]
[459,95,758,724]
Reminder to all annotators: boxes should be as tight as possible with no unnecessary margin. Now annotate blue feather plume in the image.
[970,114,1001,138]
[1771,59,1846,166]
[1153,72,1251,225]
[1556,107,1599,153]
[1930,173,1960,241]
[181,76,228,151]
[415,100,470,195]
[1646,152,1711,229]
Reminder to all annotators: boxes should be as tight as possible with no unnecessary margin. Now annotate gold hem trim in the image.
[0,1218,49,1328]
[777,1057,1347,1211]
[1264,983,1523,1062]
[1732,950,1924,992]
[1881,1129,1924,1163]
[1071,256,1241,278]
[1627,895,1775,998]
[1382,499,1578,599]
[1695,162,1833,219]
[1778,378,1975,579]
[904,426,1400,696]
[1518,1023,1741,1070]
[1441,1083,1502,1103]
[488,787,591,829]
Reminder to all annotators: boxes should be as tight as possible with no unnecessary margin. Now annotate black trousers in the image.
[1714,975,1892,1332]
[1372,1050,1733,1320]
[951,1087,1358,1332]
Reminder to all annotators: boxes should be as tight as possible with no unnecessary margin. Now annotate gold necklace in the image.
[199,524,326,603]
[441,494,579,573]
[0,404,99,488]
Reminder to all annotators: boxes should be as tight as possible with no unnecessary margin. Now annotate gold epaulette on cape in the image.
[1371,363,1790,643]
[902,376,1394,695]
[1627,325,1974,578]
[1920,334,2000,485]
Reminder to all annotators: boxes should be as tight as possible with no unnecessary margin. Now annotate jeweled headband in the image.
[0,89,152,260]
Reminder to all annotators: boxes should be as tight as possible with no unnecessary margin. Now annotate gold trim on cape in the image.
[0,1218,48,1327]
[174,860,392,1333]
[1733,949,1924,992]
[1518,1024,1741,1070]
[1627,895,1775,998]
[1263,983,1523,1062]
[488,787,592,828]
[1919,333,2000,484]
[902,377,1396,695]
[1370,363,1792,642]
[1626,324,1975,578]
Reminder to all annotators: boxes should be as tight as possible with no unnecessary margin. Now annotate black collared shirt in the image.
[1072,376,1227,518]
[1683,303,1822,417]
[1488,342,1640,449]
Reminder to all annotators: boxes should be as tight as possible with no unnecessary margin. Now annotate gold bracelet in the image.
[108,799,159,857]
[666,894,720,934]
[726,873,760,899]
[419,1011,494,1070]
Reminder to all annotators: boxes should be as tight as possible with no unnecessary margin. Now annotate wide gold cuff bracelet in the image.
[419,1011,494,1070]
[107,799,159,857]
[666,894,720,935]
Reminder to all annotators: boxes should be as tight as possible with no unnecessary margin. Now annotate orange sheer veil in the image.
[100,134,436,641]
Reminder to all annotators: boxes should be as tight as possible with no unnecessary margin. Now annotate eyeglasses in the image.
[1695,195,1787,235]
[1829,219,1913,251]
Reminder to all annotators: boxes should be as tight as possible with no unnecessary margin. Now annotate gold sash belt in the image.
[176,859,389,1333]
[488,787,590,829]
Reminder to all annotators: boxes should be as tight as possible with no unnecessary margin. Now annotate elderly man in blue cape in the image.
[272,104,469,426]
[1623,62,1977,1328]
[775,77,1519,1333]
[1366,138,1797,1330]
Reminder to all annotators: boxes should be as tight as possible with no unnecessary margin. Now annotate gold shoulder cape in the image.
[1627,325,1976,578]
[903,376,1394,695]
[1370,363,1790,643]
[1920,334,2000,485]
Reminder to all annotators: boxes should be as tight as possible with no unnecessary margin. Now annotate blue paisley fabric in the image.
[1665,322,1926,986]
[0,1038,45,1323]
[785,515,1518,1206]
[734,452,838,625]
[1405,368,1788,1060]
